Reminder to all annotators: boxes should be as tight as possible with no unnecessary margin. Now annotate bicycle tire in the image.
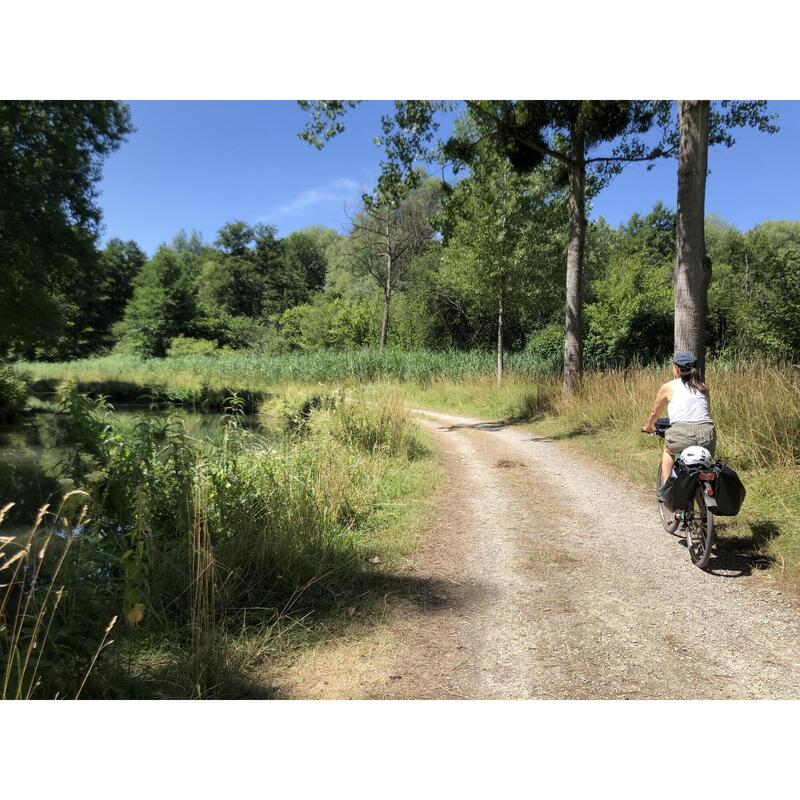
[687,485,715,570]
[656,461,679,534]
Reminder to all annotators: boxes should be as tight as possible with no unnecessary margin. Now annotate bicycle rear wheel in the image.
[687,486,715,569]
[656,461,679,534]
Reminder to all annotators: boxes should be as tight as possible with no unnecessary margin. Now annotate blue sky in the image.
[98,101,799,255]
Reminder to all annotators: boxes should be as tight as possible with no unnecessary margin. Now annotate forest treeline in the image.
[6,197,799,370]
[1,100,798,372]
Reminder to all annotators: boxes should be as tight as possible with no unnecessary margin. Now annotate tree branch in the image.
[465,101,572,165]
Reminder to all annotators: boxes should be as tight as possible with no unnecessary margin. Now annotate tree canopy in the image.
[0,101,133,357]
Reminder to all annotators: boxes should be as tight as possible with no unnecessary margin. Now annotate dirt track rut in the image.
[274,409,800,699]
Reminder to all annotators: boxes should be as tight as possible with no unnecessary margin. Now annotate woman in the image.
[641,351,716,485]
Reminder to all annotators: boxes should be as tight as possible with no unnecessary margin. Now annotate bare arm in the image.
[642,384,670,432]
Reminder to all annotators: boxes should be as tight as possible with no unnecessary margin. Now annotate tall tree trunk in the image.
[379,228,392,350]
[563,129,586,394]
[675,100,711,377]
[496,287,504,387]
[379,288,391,350]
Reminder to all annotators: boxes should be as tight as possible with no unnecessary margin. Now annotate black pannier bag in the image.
[712,462,746,516]
[660,461,696,512]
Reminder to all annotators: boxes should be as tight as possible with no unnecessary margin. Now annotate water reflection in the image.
[0,406,259,532]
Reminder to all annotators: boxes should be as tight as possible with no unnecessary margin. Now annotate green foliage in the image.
[283,227,339,293]
[347,177,443,345]
[441,144,566,348]
[166,336,221,358]
[110,223,341,357]
[584,255,673,366]
[1,387,431,697]
[742,221,800,356]
[524,324,565,371]
[200,222,291,317]
[298,100,361,149]
[71,239,147,357]
[323,235,376,298]
[583,205,676,366]
[704,218,800,359]
[0,101,132,358]
[277,297,378,350]
[0,364,29,422]
[114,244,200,357]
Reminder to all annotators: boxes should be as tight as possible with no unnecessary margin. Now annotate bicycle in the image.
[647,417,717,570]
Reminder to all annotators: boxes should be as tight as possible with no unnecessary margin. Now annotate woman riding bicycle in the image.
[641,351,716,486]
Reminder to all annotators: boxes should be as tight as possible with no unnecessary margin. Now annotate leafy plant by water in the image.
[1,385,429,697]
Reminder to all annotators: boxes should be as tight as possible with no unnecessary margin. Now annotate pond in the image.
[0,404,260,535]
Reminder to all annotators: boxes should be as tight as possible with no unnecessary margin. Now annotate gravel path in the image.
[274,408,800,699]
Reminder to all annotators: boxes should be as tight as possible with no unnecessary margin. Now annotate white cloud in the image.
[261,177,364,221]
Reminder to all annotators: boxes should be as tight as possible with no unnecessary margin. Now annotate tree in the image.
[581,205,676,367]
[447,101,678,391]
[283,226,339,293]
[673,101,777,374]
[348,181,440,348]
[674,102,711,374]
[206,222,269,317]
[255,224,304,315]
[115,244,199,357]
[214,221,254,257]
[199,221,305,321]
[77,239,147,355]
[441,145,564,383]
[0,101,132,357]
[743,221,800,357]
[301,100,672,390]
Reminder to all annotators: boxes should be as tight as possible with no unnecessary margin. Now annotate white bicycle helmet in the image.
[680,445,713,467]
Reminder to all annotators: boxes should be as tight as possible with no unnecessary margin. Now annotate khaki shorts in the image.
[665,422,716,457]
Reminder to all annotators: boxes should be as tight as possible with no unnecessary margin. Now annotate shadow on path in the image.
[672,519,780,578]
[437,420,512,433]
[708,520,780,577]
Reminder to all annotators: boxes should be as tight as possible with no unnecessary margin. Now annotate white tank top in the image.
[667,378,712,424]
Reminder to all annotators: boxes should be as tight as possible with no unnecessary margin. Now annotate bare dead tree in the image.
[348,187,439,349]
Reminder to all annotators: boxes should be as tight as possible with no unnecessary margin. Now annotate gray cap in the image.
[674,351,698,367]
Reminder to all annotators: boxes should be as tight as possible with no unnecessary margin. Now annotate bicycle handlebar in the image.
[643,417,671,438]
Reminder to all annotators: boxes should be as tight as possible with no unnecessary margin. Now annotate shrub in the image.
[0,365,29,422]
[314,396,428,460]
[166,336,220,358]
[524,324,564,371]
[259,387,344,433]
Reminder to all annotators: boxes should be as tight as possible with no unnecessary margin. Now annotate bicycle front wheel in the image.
[656,461,679,534]
[687,486,715,570]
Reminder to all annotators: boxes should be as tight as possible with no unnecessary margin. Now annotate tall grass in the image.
[396,361,800,470]
[0,492,118,699]
[17,349,565,397]
[537,363,800,472]
[1,387,432,697]
[397,373,557,422]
